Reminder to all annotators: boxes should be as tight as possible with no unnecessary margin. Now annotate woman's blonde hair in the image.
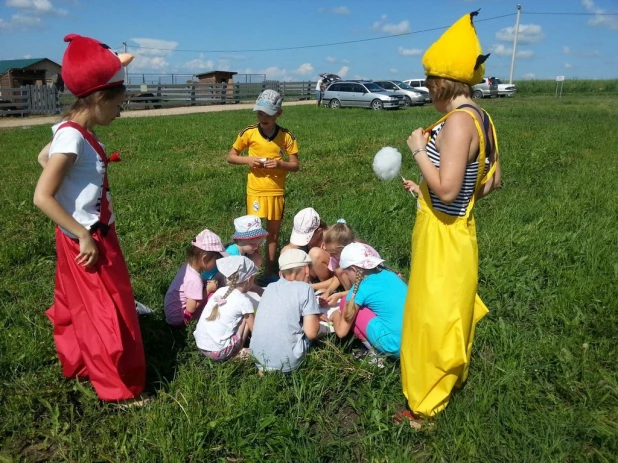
[62,85,126,121]
[323,221,355,252]
[206,272,240,321]
[425,76,471,103]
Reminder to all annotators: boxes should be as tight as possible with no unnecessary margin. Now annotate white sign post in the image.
[555,76,565,98]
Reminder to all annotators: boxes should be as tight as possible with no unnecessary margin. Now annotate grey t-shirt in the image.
[250,279,320,372]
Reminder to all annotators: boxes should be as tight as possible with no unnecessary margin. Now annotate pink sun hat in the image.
[192,229,229,256]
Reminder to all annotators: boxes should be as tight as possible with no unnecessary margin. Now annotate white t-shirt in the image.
[193,286,255,352]
[49,123,114,238]
[316,79,323,91]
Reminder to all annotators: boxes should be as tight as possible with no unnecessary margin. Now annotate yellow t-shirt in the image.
[232,124,299,197]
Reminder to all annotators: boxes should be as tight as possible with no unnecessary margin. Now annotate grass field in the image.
[1,95,617,462]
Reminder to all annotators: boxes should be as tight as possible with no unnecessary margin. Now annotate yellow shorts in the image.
[246,195,284,221]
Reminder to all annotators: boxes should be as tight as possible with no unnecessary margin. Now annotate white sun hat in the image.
[216,256,258,283]
[339,242,384,270]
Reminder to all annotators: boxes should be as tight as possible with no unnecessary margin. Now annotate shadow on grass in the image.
[139,315,189,394]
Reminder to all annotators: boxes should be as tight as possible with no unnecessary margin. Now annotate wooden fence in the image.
[0,82,315,116]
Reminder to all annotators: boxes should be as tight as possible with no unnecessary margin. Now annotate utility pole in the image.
[123,41,129,84]
[509,4,522,85]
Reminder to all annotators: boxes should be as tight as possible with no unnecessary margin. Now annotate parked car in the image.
[402,78,429,93]
[472,77,499,99]
[322,81,406,110]
[374,80,430,106]
[495,78,517,97]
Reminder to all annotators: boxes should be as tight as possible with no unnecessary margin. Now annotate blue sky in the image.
[1,0,617,82]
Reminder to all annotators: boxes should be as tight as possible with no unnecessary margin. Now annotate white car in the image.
[403,78,429,93]
[495,78,517,97]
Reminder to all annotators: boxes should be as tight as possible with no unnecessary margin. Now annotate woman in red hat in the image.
[33,35,146,402]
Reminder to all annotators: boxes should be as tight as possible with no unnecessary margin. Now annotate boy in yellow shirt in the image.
[226,90,299,279]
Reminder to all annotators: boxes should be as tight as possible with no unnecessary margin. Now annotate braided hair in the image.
[206,271,240,321]
[343,268,366,322]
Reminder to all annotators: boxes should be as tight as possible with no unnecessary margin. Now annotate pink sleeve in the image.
[183,273,204,301]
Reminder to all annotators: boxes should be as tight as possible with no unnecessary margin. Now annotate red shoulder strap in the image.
[55,121,112,225]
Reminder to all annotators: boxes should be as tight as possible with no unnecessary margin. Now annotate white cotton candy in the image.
[373,147,402,181]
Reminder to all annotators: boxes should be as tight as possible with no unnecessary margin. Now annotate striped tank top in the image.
[424,105,491,217]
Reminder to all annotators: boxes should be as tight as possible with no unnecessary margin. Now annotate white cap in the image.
[339,242,384,270]
[216,256,258,283]
[290,208,321,246]
[279,249,312,271]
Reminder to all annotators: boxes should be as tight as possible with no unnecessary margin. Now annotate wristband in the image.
[183,309,193,324]
[412,148,427,158]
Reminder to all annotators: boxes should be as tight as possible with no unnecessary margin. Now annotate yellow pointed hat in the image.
[422,11,489,85]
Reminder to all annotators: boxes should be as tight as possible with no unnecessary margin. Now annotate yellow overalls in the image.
[400,108,499,417]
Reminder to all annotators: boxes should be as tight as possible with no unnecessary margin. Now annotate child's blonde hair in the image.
[343,266,381,322]
[323,220,355,253]
[206,271,240,321]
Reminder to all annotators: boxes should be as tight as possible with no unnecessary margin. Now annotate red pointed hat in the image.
[62,34,134,97]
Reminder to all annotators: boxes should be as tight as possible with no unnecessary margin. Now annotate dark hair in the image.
[62,85,126,120]
[186,245,220,266]
[425,76,471,103]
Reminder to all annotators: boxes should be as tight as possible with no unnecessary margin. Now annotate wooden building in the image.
[0,58,62,89]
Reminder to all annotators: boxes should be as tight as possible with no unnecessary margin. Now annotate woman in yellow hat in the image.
[399,11,502,417]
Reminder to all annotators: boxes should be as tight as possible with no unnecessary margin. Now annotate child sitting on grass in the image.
[280,207,331,282]
[164,229,228,327]
[326,242,407,358]
[312,219,356,305]
[194,256,258,361]
[250,249,321,373]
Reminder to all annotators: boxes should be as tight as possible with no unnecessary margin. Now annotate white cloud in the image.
[184,57,214,71]
[6,0,67,16]
[522,73,536,80]
[261,66,292,81]
[353,74,368,80]
[337,66,349,78]
[130,38,178,57]
[11,13,42,27]
[389,68,398,74]
[562,46,600,57]
[23,53,31,58]
[397,46,422,56]
[582,0,618,30]
[128,38,179,71]
[218,54,247,61]
[564,63,573,69]
[490,44,534,59]
[496,24,544,44]
[326,56,337,63]
[294,63,314,75]
[373,15,411,35]
[318,6,351,15]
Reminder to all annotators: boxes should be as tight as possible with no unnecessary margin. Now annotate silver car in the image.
[322,81,405,110]
[472,77,499,98]
[374,80,430,106]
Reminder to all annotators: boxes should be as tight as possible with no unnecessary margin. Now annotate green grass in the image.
[514,79,618,96]
[1,95,617,462]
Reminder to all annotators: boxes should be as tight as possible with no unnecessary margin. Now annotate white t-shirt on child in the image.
[193,286,255,352]
[49,123,114,238]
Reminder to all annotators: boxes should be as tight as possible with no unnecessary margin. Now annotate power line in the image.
[525,11,618,15]
[126,13,516,54]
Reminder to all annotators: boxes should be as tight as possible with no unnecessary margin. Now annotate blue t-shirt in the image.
[225,243,242,256]
[352,269,407,355]
[201,244,242,280]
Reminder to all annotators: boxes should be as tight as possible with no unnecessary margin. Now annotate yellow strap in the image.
[423,108,488,197]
